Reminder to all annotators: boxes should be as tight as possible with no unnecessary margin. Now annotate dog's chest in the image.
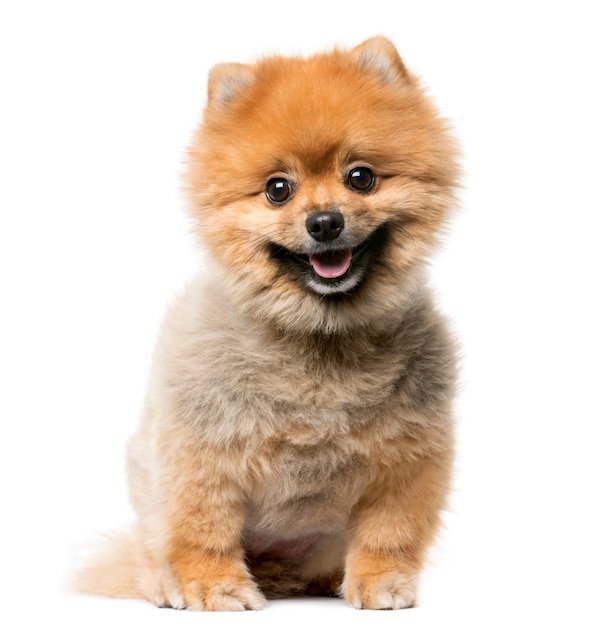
[244,438,369,539]
[224,329,398,421]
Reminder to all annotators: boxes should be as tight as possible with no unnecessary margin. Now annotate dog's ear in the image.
[351,37,413,86]
[207,63,255,107]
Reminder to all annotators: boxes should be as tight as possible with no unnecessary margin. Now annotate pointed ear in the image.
[350,37,412,86]
[207,63,255,108]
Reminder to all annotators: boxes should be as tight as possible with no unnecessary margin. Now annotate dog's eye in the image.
[347,167,375,193]
[265,178,293,205]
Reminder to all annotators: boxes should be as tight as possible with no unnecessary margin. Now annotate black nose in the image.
[305,211,345,242]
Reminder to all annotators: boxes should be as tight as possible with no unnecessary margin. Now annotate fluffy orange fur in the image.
[75,37,459,611]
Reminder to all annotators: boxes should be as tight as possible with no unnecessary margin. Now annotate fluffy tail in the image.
[74,530,144,599]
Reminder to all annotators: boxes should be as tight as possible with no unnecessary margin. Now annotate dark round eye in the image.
[347,167,375,192]
[265,178,293,205]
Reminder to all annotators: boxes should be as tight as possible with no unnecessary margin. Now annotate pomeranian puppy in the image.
[76,37,459,611]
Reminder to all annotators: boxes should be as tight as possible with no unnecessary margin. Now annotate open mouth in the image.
[309,248,353,280]
[269,224,389,295]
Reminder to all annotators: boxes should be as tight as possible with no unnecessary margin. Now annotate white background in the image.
[1,1,590,624]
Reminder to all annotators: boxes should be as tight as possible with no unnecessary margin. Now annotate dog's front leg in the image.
[157,441,266,611]
[343,454,451,610]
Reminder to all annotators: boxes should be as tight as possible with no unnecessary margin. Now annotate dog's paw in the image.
[148,564,265,611]
[143,565,184,609]
[343,570,417,610]
[184,577,266,611]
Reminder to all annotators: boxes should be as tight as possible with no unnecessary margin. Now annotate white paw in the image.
[148,564,265,611]
[151,566,186,609]
[344,570,417,610]
[185,579,267,611]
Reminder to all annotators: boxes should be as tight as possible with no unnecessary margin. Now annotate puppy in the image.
[77,37,459,611]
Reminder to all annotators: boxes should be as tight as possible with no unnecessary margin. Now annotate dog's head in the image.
[186,38,458,332]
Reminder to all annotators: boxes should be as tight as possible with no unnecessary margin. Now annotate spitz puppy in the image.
[77,37,459,611]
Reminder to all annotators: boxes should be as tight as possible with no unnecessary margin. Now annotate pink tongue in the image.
[309,249,352,279]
